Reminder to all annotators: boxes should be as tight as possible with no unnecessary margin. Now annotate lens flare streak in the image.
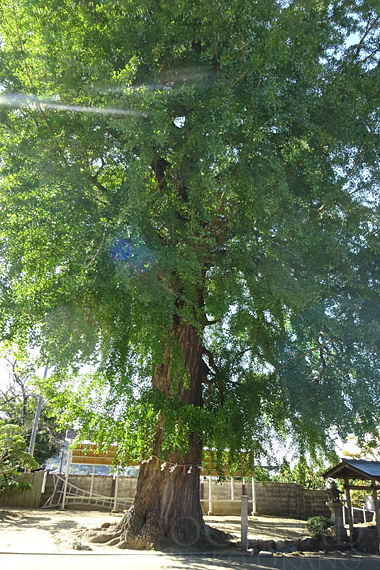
[0,93,141,116]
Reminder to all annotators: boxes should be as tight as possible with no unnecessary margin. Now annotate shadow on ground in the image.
[205,515,307,542]
[0,511,82,532]
[162,552,375,570]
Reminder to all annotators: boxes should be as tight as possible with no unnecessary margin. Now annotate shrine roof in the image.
[323,459,380,481]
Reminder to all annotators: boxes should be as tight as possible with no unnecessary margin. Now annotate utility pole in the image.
[27,365,48,459]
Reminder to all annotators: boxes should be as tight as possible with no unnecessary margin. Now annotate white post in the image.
[61,448,72,510]
[89,464,95,498]
[113,466,120,511]
[208,476,213,515]
[252,476,257,515]
[241,494,249,551]
[41,470,47,494]
[231,477,234,501]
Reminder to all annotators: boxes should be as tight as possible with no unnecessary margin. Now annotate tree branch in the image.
[231,69,248,88]
[84,227,107,271]
[203,183,232,233]
[271,340,337,376]
[201,347,218,372]
[353,15,380,60]
[204,319,221,326]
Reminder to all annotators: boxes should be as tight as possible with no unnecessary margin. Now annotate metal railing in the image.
[42,473,133,511]
[342,503,375,526]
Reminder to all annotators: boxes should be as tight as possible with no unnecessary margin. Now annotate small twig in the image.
[90,173,108,196]
[346,148,366,182]
[271,340,337,376]
[204,175,235,232]
[199,0,221,22]
[231,69,248,88]
[204,319,221,326]
[84,227,107,271]
[361,46,380,65]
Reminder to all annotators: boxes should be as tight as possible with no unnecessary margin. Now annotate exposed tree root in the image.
[85,505,234,552]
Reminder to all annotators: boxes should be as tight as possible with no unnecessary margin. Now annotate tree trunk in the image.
[116,322,208,549]
[87,320,227,550]
[116,442,206,550]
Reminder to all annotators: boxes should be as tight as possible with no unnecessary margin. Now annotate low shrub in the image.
[306,516,334,540]
[72,541,92,551]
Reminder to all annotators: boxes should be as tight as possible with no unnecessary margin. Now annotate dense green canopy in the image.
[0,0,380,467]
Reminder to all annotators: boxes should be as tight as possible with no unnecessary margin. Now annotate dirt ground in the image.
[0,507,308,554]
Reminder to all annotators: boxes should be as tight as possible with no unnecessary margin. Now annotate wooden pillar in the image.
[371,479,380,554]
[344,478,355,549]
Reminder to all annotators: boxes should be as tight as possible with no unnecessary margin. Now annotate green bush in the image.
[306,516,334,540]
[72,541,92,551]
[0,477,32,493]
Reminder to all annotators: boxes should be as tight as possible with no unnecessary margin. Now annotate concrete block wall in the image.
[255,482,304,518]
[69,474,114,495]
[201,478,246,500]
[2,472,330,520]
[200,479,330,519]
[303,489,331,519]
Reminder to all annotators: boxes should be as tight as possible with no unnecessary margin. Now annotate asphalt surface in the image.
[0,551,377,570]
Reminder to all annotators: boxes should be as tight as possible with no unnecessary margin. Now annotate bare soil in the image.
[0,507,308,554]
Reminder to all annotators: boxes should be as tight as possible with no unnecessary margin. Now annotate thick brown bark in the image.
[116,322,210,549]
[117,448,206,550]
[87,321,229,550]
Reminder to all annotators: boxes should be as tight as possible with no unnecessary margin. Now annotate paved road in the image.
[0,552,377,570]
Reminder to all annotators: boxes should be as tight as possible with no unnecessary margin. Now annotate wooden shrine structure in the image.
[62,441,256,513]
[324,459,380,552]
[70,444,253,476]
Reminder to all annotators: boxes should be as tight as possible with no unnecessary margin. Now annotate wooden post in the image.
[231,477,234,501]
[344,478,355,549]
[371,479,380,554]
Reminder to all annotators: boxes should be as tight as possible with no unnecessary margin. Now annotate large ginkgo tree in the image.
[1,0,380,549]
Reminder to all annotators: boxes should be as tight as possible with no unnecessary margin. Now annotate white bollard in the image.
[241,494,249,551]
[208,476,213,515]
